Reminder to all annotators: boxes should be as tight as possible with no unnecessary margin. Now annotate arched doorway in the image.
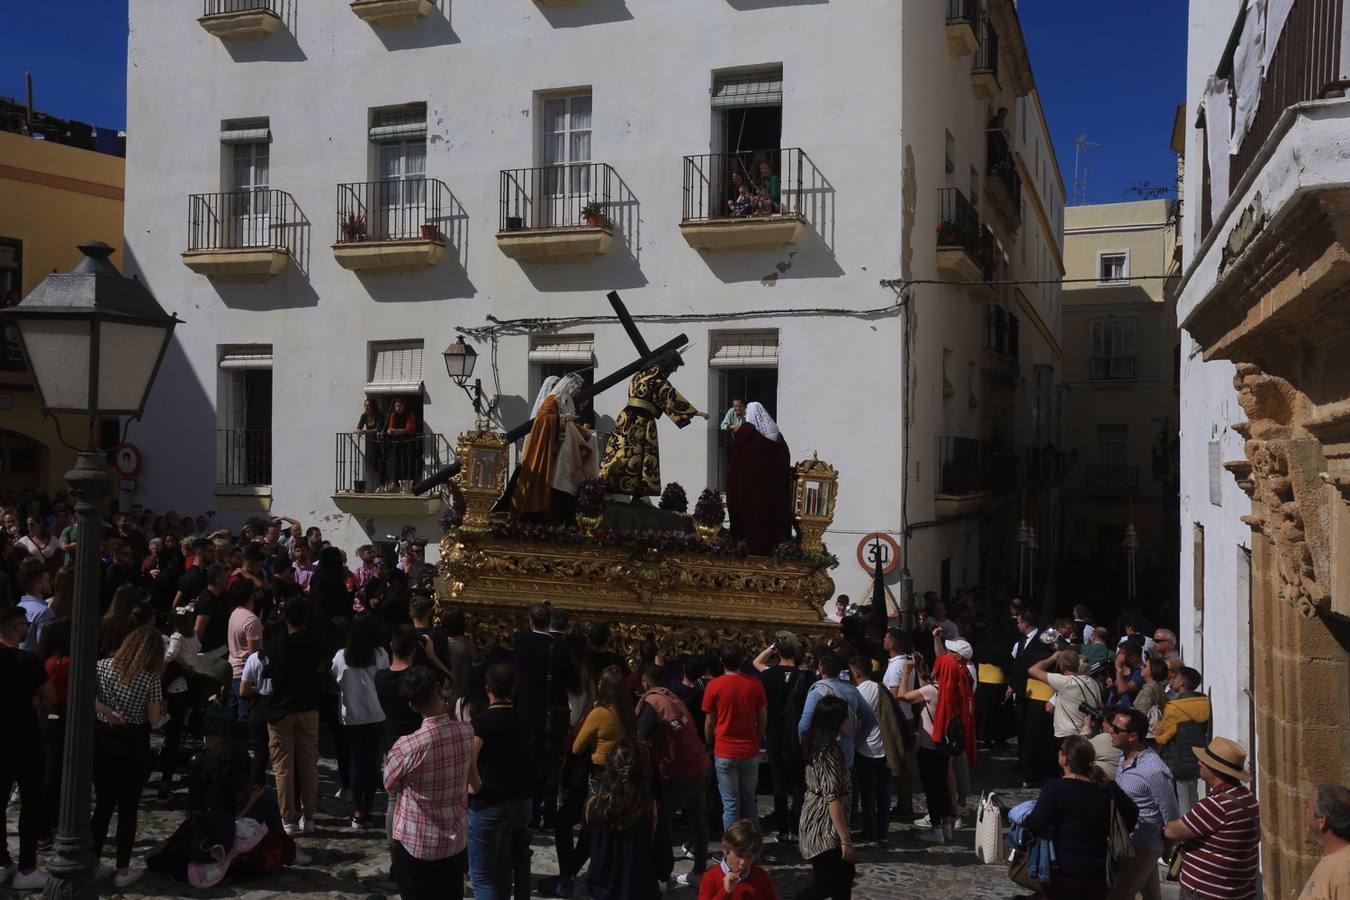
[0,429,47,499]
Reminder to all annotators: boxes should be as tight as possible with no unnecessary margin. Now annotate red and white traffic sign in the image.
[113,443,143,479]
[856,532,900,576]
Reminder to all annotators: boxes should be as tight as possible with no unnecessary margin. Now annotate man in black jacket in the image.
[512,604,569,828]
[1008,609,1054,783]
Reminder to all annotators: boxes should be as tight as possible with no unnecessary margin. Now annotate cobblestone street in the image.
[8,744,1181,899]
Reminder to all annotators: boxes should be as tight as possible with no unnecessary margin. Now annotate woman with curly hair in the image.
[585,738,660,900]
[91,624,165,888]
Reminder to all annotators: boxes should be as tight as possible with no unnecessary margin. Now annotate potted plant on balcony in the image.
[580,201,606,228]
[419,223,440,242]
[692,488,724,541]
[341,212,367,243]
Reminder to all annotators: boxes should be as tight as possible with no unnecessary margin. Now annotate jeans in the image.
[769,755,805,836]
[658,767,709,879]
[346,722,383,819]
[90,724,150,869]
[714,756,758,831]
[392,839,466,900]
[267,710,320,825]
[1,747,45,871]
[795,846,855,900]
[468,799,531,900]
[852,754,891,841]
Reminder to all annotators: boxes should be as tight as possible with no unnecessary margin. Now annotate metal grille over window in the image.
[366,340,424,395]
[711,70,783,109]
[709,331,779,368]
[528,335,595,366]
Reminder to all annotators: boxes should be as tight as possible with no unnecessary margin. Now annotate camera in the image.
[1078,701,1105,722]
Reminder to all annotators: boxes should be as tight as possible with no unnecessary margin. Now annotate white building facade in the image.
[125,0,1063,603]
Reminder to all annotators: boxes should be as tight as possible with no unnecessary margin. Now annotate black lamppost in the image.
[443,336,495,419]
[6,242,178,900]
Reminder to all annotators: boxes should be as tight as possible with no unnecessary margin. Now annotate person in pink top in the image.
[226,581,262,733]
[702,642,767,830]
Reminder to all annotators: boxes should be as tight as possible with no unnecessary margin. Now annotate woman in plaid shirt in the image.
[383,666,478,899]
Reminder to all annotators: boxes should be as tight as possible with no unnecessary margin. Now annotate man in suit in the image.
[1007,609,1054,784]
[513,604,569,828]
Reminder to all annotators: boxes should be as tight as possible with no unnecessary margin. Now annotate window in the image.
[713,66,783,155]
[217,346,273,487]
[220,118,271,247]
[366,340,424,396]
[944,130,955,177]
[1096,424,1127,466]
[538,93,593,227]
[1090,317,1137,379]
[710,330,779,490]
[529,334,595,417]
[0,237,22,373]
[1099,250,1129,284]
[370,104,428,238]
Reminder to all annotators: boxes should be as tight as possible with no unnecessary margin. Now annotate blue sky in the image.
[2,1,1187,206]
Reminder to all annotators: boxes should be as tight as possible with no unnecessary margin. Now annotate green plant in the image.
[341,211,366,241]
[580,201,603,220]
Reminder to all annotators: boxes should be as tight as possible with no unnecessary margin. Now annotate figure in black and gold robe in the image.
[599,363,703,498]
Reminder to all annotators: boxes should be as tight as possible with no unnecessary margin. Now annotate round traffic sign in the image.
[113,443,142,479]
[856,532,900,576]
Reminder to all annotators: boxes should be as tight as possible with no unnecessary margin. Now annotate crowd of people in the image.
[3,489,1350,899]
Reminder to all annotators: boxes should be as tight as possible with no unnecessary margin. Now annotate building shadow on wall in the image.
[508,174,646,293]
[222,1,308,63]
[727,0,827,7]
[372,0,460,50]
[206,200,320,311]
[536,0,633,28]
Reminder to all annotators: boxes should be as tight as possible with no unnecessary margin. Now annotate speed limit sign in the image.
[856,532,900,576]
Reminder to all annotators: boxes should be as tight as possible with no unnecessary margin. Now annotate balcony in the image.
[982,305,1020,382]
[1090,356,1137,381]
[217,428,272,511]
[679,148,808,252]
[199,0,282,40]
[984,131,1022,234]
[1084,465,1139,495]
[933,435,1017,517]
[181,190,297,281]
[945,0,979,57]
[350,0,433,26]
[971,17,1000,99]
[332,178,451,272]
[333,432,453,516]
[496,163,617,263]
[936,188,994,285]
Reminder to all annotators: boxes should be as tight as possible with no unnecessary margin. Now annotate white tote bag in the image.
[974,791,1003,864]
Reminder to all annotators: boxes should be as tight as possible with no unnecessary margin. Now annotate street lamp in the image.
[443,335,495,418]
[6,241,178,900]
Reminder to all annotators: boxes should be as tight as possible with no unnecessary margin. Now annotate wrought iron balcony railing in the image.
[217,428,271,487]
[187,189,298,253]
[681,147,805,221]
[335,177,453,244]
[498,163,616,232]
[335,431,453,494]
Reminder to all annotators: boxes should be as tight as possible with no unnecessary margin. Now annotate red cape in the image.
[930,654,978,766]
[726,424,793,555]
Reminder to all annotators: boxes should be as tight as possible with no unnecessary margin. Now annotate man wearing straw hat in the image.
[1163,736,1261,899]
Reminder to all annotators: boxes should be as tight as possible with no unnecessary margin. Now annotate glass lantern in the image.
[793,453,839,554]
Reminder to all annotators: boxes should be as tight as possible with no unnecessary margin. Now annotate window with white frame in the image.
[709,330,779,490]
[366,340,425,397]
[1090,317,1137,380]
[220,118,271,247]
[217,346,273,487]
[528,334,595,409]
[1098,250,1129,284]
[538,92,592,227]
[370,104,427,239]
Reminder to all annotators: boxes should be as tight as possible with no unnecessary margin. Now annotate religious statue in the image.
[726,402,793,554]
[598,351,708,498]
[510,373,595,521]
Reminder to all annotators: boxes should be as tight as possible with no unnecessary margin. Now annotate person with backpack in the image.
[753,632,815,843]
[636,666,710,889]
[1153,666,1211,814]
[796,647,877,773]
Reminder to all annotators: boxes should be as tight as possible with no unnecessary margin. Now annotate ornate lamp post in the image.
[443,336,495,420]
[6,242,178,900]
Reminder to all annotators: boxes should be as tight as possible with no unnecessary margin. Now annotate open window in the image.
[369,104,428,240]
[217,346,273,487]
[528,334,596,427]
[708,330,779,490]
[710,67,783,217]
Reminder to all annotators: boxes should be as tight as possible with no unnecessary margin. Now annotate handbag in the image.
[1106,789,1136,886]
[1008,849,1040,891]
[975,791,1003,864]
[1163,841,1184,882]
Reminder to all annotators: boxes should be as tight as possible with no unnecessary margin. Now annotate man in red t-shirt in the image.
[702,642,767,831]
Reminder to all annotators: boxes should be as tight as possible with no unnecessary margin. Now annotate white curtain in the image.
[1231,0,1267,153]
[1204,76,1234,212]
[1263,0,1297,71]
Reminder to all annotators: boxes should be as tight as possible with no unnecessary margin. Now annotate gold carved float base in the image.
[435,532,835,660]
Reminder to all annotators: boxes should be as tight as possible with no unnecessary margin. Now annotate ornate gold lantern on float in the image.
[794,454,839,553]
[454,428,507,528]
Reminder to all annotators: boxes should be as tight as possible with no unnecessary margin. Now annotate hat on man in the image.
[773,631,802,660]
[944,638,974,660]
[1193,736,1251,781]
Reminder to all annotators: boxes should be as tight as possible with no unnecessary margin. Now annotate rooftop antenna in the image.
[1072,134,1101,205]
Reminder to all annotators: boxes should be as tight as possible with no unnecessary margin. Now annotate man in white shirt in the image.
[1028,649,1103,742]
[881,627,916,819]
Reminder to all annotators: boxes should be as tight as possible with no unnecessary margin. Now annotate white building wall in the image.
[1177,0,1255,749]
[124,0,1060,603]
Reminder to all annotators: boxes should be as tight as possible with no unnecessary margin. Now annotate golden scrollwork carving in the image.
[454,429,508,529]
[794,454,840,554]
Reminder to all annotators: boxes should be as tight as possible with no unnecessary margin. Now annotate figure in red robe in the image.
[726,402,794,555]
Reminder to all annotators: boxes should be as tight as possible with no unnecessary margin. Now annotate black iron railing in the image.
[187,190,297,253]
[203,0,278,15]
[1085,465,1139,494]
[973,17,999,83]
[985,305,1020,360]
[937,436,984,495]
[946,0,976,26]
[335,177,452,244]
[682,147,804,220]
[1090,356,1137,380]
[986,131,1022,209]
[217,428,271,487]
[498,163,616,232]
[335,432,453,494]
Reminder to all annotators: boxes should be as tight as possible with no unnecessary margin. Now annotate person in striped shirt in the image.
[1163,737,1260,900]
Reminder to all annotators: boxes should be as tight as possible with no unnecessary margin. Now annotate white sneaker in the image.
[299,817,315,834]
[916,827,947,845]
[0,864,15,885]
[912,814,932,828]
[112,867,145,889]
[673,872,700,887]
[12,869,49,891]
[283,822,300,836]
[292,848,312,866]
